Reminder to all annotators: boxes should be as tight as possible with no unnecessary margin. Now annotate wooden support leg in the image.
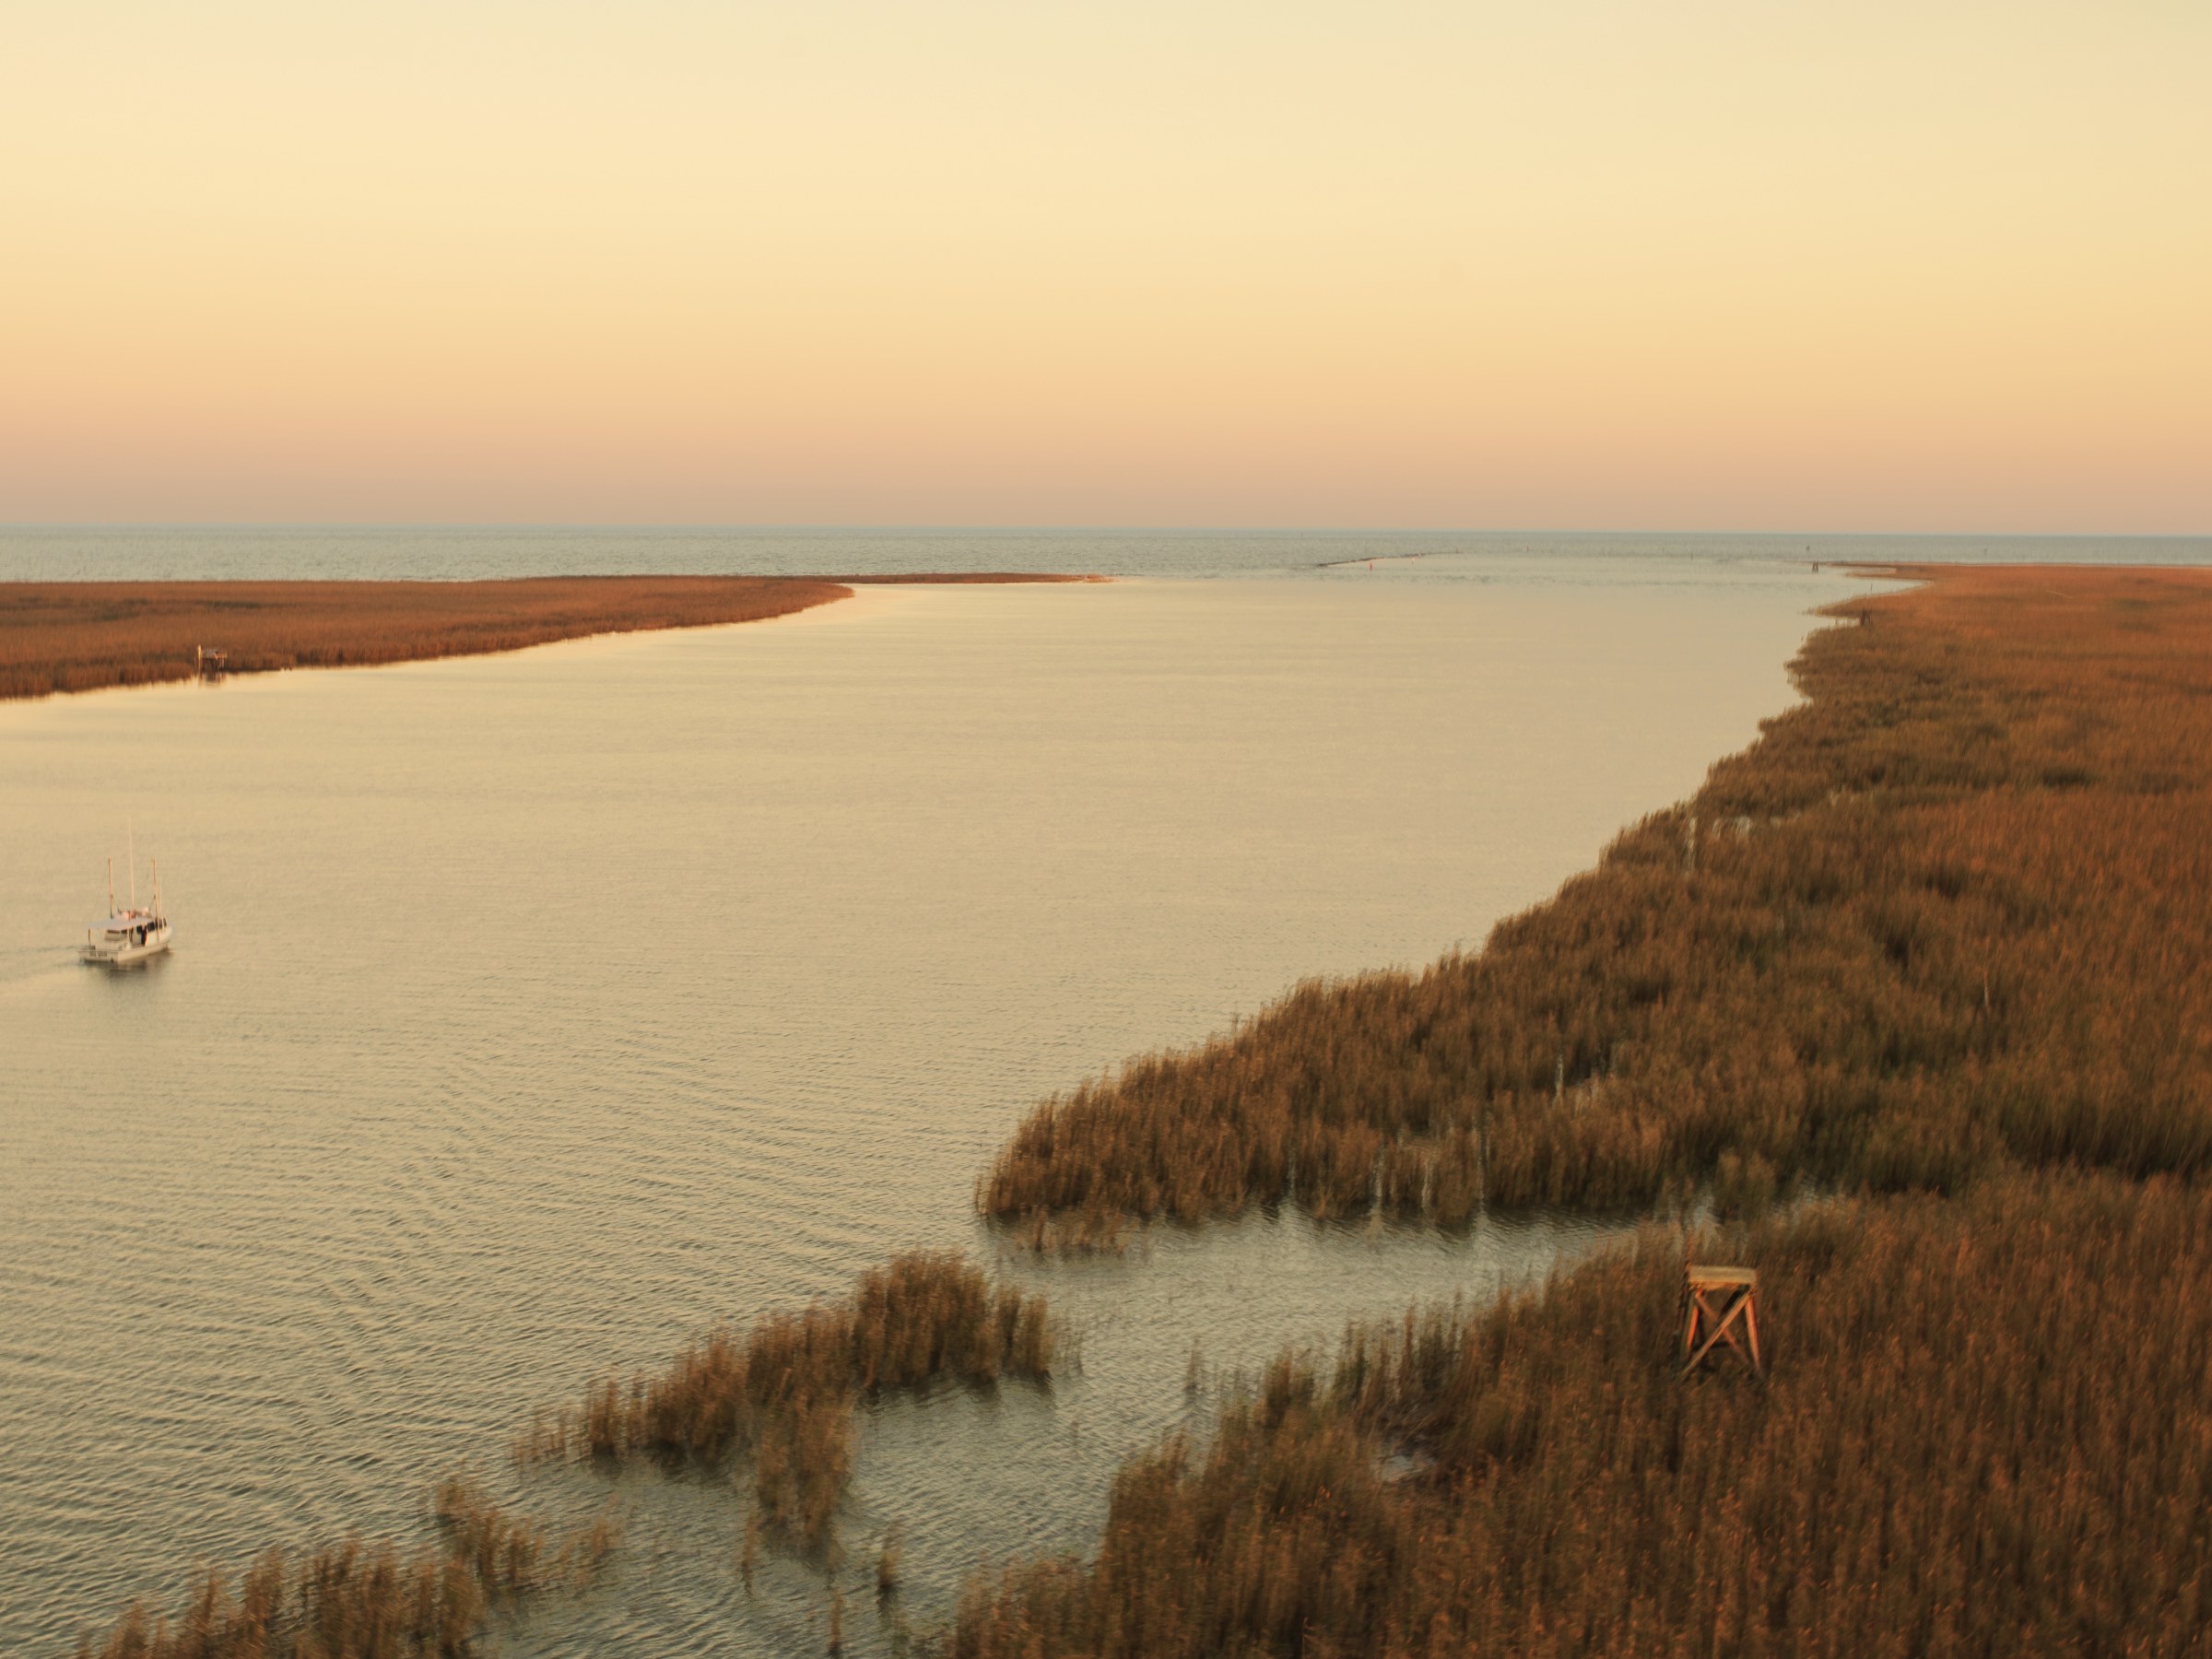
[1683,1289,1757,1376]
[1688,1292,1717,1364]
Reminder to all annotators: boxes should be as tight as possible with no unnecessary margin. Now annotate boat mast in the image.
[128,824,138,910]
[107,857,115,915]
[153,857,162,917]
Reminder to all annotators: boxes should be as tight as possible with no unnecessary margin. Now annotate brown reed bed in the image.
[75,1471,617,1659]
[0,571,1093,701]
[953,1171,2212,1657]
[946,562,2212,1656]
[523,1252,1056,1556]
[0,576,843,700]
[982,564,2212,1227]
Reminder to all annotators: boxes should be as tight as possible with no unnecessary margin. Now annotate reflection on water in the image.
[1,571,1843,1653]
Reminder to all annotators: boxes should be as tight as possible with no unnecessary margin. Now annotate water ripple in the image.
[1,569,1846,1653]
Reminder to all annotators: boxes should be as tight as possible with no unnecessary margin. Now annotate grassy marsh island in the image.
[955,563,2212,1655]
[521,1252,1057,1559]
[0,571,1092,700]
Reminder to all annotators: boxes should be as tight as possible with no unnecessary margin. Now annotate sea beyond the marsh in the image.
[3,530,2208,1656]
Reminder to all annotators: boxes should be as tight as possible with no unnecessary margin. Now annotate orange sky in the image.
[4,2,2206,528]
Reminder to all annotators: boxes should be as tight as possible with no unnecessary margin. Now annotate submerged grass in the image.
[523,1252,1056,1555]
[75,1472,616,1659]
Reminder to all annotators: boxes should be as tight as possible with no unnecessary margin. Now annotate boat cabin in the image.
[83,907,171,965]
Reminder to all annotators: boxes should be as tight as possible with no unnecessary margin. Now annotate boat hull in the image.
[82,926,171,967]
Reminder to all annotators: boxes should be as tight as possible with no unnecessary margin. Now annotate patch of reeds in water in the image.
[1006,1201,1131,1255]
[522,1252,1055,1555]
[75,1471,616,1659]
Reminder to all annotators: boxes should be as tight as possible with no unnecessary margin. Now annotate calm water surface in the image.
[4,563,1853,1652]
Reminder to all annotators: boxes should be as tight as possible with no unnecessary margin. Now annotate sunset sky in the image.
[5,2,2206,529]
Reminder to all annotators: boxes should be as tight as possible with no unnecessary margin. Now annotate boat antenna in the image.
[107,856,115,916]
[153,857,162,916]
[128,823,138,910]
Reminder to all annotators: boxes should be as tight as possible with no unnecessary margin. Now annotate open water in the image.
[3,524,2207,583]
[3,531,2151,1653]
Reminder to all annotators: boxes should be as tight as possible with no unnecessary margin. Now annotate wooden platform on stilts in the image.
[1680,1265,1762,1378]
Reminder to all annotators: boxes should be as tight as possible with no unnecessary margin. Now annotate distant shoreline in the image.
[0,571,1098,702]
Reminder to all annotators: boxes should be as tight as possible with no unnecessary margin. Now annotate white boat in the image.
[83,836,171,967]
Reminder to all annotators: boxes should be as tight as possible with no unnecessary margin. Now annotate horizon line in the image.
[5,524,2209,541]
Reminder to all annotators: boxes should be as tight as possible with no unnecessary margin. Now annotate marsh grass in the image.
[75,1473,617,1659]
[947,565,2212,1656]
[0,577,857,700]
[955,1173,2212,1656]
[0,572,1095,701]
[524,1253,1055,1555]
[982,566,2212,1227]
